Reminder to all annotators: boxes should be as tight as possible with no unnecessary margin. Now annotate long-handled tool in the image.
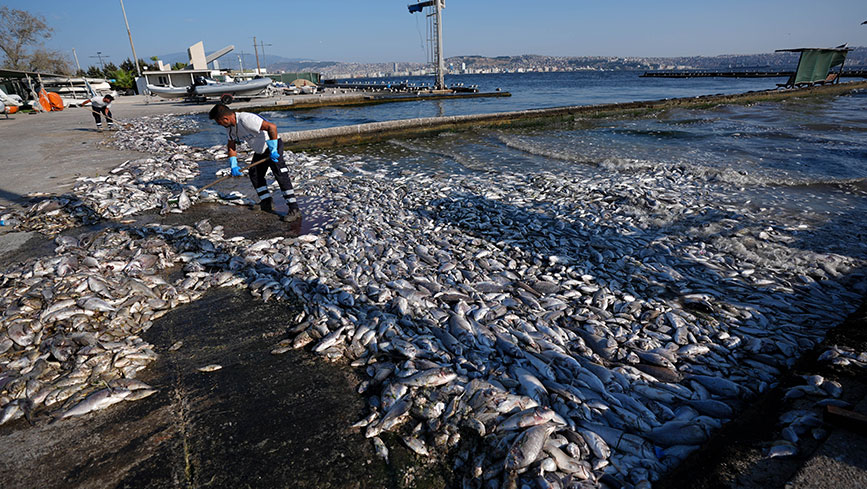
[195,155,272,195]
[84,106,133,129]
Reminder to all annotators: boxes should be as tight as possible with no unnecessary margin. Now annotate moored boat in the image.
[147,77,272,100]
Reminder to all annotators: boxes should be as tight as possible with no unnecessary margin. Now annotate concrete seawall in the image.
[279,80,867,151]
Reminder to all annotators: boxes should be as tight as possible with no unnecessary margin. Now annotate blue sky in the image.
[6,1,867,68]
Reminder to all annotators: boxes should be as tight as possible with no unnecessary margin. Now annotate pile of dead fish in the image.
[818,346,867,368]
[0,197,101,236]
[230,161,864,488]
[764,345,867,459]
[0,223,217,424]
[3,114,867,489]
[767,373,842,459]
[76,114,261,218]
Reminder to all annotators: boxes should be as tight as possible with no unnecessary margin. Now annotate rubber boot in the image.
[281,204,301,222]
[259,198,273,213]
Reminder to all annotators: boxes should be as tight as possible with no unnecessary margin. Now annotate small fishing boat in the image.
[147,76,272,100]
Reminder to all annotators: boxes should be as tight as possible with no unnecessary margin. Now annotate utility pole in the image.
[119,0,141,76]
[252,36,261,74]
[72,48,82,73]
[259,40,273,73]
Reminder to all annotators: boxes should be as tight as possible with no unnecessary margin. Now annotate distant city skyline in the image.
[4,0,866,69]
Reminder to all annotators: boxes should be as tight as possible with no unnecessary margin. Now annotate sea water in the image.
[184,71,867,260]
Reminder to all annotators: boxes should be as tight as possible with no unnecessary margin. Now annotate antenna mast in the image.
[408,1,446,90]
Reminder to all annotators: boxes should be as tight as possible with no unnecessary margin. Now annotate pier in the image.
[642,70,867,78]
[239,89,510,113]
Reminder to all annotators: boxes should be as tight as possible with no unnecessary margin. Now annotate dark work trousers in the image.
[91,107,113,126]
[248,139,298,209]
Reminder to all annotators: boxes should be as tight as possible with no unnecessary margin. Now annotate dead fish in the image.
[646,420,709,447]
[198,364,222,372]
[402,435,431,457]
[400,368,457,388]
[497,407,556,432]
[505,423,556,472]
[373,436,389,462]
[768,441,797,458]
[177,190,191,211]
[60,388,131,419]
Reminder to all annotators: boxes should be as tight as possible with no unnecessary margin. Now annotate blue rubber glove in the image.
[228,156,242,176]
[265,139,280,162]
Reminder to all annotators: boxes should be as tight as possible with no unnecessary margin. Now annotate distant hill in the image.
[151,51,312,70]
[147,47,866,78]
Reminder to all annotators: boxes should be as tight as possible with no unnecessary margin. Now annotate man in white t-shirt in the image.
[209,103,301,221]
[82,94,115,131]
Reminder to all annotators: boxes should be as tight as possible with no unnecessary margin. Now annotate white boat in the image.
[145,85,189,99]
[0,87,24,107]
[42,77,112,97]
[146,77,272,100]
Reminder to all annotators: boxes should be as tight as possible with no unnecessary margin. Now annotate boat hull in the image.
[147,78,272,99]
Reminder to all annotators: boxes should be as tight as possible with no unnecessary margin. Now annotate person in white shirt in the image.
[209,103,301,221]
[82,94,115,131]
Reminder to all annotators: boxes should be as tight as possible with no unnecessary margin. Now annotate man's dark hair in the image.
[103,95,114,101]
[209,103,233,120]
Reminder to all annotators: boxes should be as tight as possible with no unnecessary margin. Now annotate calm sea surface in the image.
[183,71,867,252]
[183,71,791,138]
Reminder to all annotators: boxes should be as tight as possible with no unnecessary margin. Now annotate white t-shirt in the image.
[90,95,111,110]
[228,112,267,154]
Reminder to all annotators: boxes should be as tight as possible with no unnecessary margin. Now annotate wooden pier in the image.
[641,70,867,78]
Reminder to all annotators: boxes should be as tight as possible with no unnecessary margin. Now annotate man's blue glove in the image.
[265,139,280,162]
[228,156,242,176]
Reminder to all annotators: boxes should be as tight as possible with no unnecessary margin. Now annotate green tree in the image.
[172,61,186,70]
[112,69,135,90]
[102,62,118,78]
[120,58,136,73]
[86,65,103,78]
[0,7,53,70]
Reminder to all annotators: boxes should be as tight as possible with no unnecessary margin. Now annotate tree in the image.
[28,48,71,74]
[102,62,118,78]
[119,57,148,74]
[86,65,103,78]
[172,62,186,70]
[120,58,136,73]
[112,69,135,90]
[0,7,52,70]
